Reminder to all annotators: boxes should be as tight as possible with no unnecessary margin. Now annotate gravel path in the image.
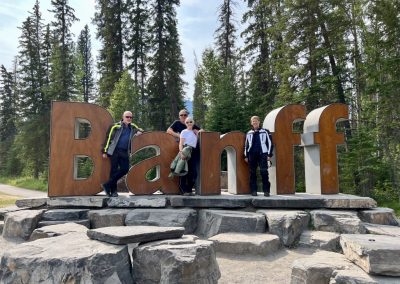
[0,184,47,198]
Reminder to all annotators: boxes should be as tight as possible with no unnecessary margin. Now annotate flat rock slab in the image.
[47,196,107,208]
[310,209,366,233]
[132,235,220,284]
[252,193,376,209]
[0,206,24,221]
[364,223,400,237]
[42,208,89,221]
[196,209,266,238]
[340,234,400,276]
[0,232,132,283]
[291,251,357,284]
[107,195,167,208]
[298,230,340,252]
[125,208,197,234]
[37,219,90,228]
[332,269,400,284]
[257,209,309,246]
[30,222,88,241]
[209,232,281,256]
[2,209,45,240]
[89,209,131,228]
[169,195,252,208]
[87,225,185,245]
[16,197,48,208]
[359,208,399,226]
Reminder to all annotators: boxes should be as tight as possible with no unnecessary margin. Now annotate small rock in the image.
[258,209,309,246]
[310,209,366,234]
[87,225,185,245]
[358,208,399,226]
[125,208,197,234]
[364,223,400,237]
[30,222,88,241]
[196,209,266,238]
[89,209,130,228]
[209,232,281,256]
[16,197,47,208]
[298,230,341,252]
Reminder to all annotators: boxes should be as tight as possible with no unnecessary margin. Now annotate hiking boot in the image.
[111,192,119,197]
[264,192,270,197]
[251,192,258,196]
[101,183,111,197]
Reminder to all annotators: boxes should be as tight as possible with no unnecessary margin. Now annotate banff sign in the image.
[48,102,348,197]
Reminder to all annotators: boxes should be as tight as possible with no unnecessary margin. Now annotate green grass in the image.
[0,176,47,192]
[0,193,20,208]
[378,200,400,217]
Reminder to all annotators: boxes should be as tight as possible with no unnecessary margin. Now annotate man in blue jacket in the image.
[101,111,143,197]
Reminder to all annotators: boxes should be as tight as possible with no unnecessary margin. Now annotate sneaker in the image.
[183,192,193,196]
[101,183,111,197]
[111,192,119,197]
[251,192,258,196]
[264,192,270,197]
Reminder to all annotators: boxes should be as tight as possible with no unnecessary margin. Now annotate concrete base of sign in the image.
[17,193,377,210]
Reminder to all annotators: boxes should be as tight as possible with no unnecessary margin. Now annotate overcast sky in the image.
[0,0,245,100]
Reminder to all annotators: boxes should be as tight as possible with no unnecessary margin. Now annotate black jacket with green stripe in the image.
[102,121,143,156]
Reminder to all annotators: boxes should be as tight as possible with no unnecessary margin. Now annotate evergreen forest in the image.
[0,0,399,211]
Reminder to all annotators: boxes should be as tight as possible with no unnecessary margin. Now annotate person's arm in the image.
[167,127,180,139]
[179,135,186,159]
[102,124,113,158]
[244,132,249,163]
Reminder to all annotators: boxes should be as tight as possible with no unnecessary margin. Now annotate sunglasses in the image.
[180,114,188,117]
[125,116,132,119]
[185,121,193,124]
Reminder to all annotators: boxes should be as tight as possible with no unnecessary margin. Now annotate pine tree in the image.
[94,0,124,107]
[215,0,238,67]
[147,0,185,130]
[48,0,79,102]
[76,24,95,102]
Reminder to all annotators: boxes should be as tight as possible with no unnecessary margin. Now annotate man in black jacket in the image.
[101,111,143,197]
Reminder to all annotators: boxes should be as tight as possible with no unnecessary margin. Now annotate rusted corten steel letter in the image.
[48,101,113,196]
[263,105,307,195]
[198,131,249,195]
[301,103,348,194]
[126,132,180,195]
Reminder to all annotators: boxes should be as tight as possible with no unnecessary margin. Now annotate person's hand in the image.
[102,153,107,159]
[244,158,248,163]
[135,131,143,136]
[179,152,186,160]
[193,129,199,136]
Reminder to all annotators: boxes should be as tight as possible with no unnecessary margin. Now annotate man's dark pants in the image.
[179,147,199,194]
[104,149,129,194]
[248,152,270,194]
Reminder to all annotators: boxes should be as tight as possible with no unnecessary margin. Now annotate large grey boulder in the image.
[42,209,89,221]
[332,269,400,284]
[196,209,266,238]
[30,222,88,241]
[310,209,366,234]
[16,197,47,208]
[0,206,24,220]
[125,208,197,234]
[340,234,400,276]
[358,208,399,226]
[89,209,131,228]
[2,209,45,240]
[0,232,132,283]
[258,209,309,246]
[298,230,341,252]
[291,251,356,284]
[364,223,400,237]
[87,225,185,245]
[131,235,220,284]
[107,196,167,208]
[209,232,281,256]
